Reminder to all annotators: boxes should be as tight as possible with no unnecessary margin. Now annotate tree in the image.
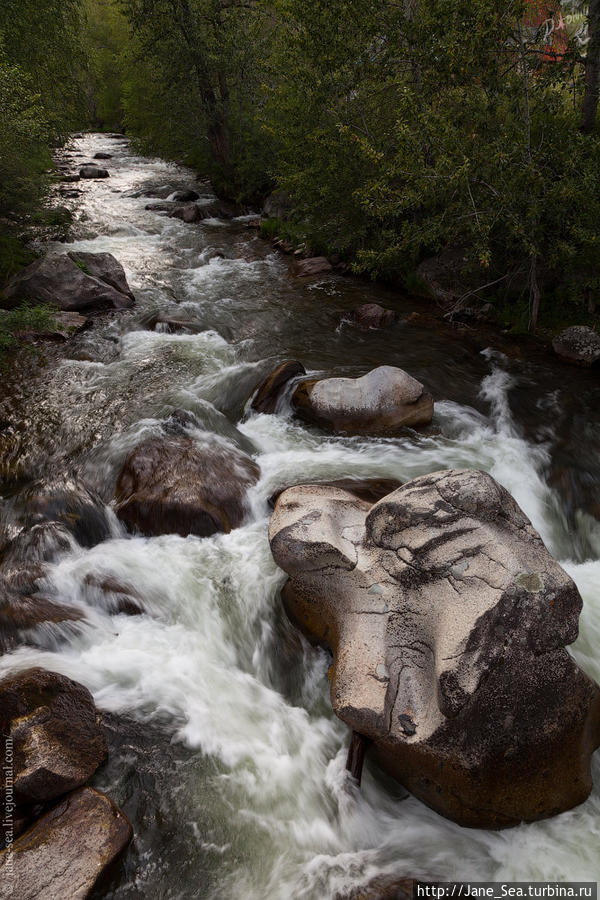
[582,0,600,132]
[118,0,274,199]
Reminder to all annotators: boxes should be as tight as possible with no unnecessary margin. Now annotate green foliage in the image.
[0,0,86,137]
[0,233,37,289]
[83,0,129,130]
[0,54,52,216]
[116,0,275,201]
[0,303,57,360]
[260,0,600,328]
[1,0,600,334]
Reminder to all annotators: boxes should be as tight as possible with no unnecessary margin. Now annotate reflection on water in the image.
[1,134,599,899]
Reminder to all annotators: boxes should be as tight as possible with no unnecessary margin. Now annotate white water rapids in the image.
[1,135,599,898]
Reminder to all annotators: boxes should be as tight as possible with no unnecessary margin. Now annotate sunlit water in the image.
[1,135,600,898]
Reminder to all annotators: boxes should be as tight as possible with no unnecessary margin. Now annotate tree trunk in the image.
[582,0,600,133]
[528,254,541,332]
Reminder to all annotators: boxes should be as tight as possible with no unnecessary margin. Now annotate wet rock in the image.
[170,200,237,224]
[251,360,306,414]
[0,511,89,652]
[14,311,89,343]
[57,187,83,198]
[0,787,132,900]
[144,312,204,334]
[292,366,434,435]
[293,256,333,277]
[115,436,260,538]
[60,174,81,183]
[15,476,112,549]
[144,200,177,212]
[552,326,600,367]
[0,668,107,808]
[67,251,135,302]
[83,574,145,616]
[171,189,200,202]
[0,584,84,653]
[93,152,113,160]
[336,877,422,900]
[3,253,134,312]
[107,132,126,139]
[170,203,204,223]
[162,408,200,435]
[269,469,600,828]
[269,477,402,509]
[346,303,396,330]
[79,166,110,179]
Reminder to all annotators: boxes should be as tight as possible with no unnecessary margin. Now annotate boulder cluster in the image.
[0,668,132,898]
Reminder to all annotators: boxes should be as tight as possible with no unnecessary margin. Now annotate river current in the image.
[1,134,600,898]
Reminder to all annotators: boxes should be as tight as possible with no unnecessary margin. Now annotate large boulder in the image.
[0,668,107,810]
[3,254,135,312]
[251,360,306,414]
[79,165,109,179]
[0,787,132,900]
[269,469,600,828]
[12,476,113,549]
[67,251,135,302]
[292,366,434,435]
[552,326,600,367]
[115,436,260,538]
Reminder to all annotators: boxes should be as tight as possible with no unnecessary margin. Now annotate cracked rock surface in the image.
[269,468,600,828]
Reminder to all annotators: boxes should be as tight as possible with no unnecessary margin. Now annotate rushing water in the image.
[1,134,600,898]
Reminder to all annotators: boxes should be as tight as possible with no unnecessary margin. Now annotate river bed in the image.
[1,134,599,899]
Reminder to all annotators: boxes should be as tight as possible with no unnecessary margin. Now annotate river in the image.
[1,134,600,898]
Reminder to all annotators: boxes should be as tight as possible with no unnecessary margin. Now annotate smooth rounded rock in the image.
[171,189,200,202]
[0,668,107,808]
[79,165,109,179]
[293,256,333,277]
[115,436,260,537]
[292,366,434,435]
[346,303,396,330]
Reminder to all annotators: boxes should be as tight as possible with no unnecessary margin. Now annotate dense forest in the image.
[2,0,600,333]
